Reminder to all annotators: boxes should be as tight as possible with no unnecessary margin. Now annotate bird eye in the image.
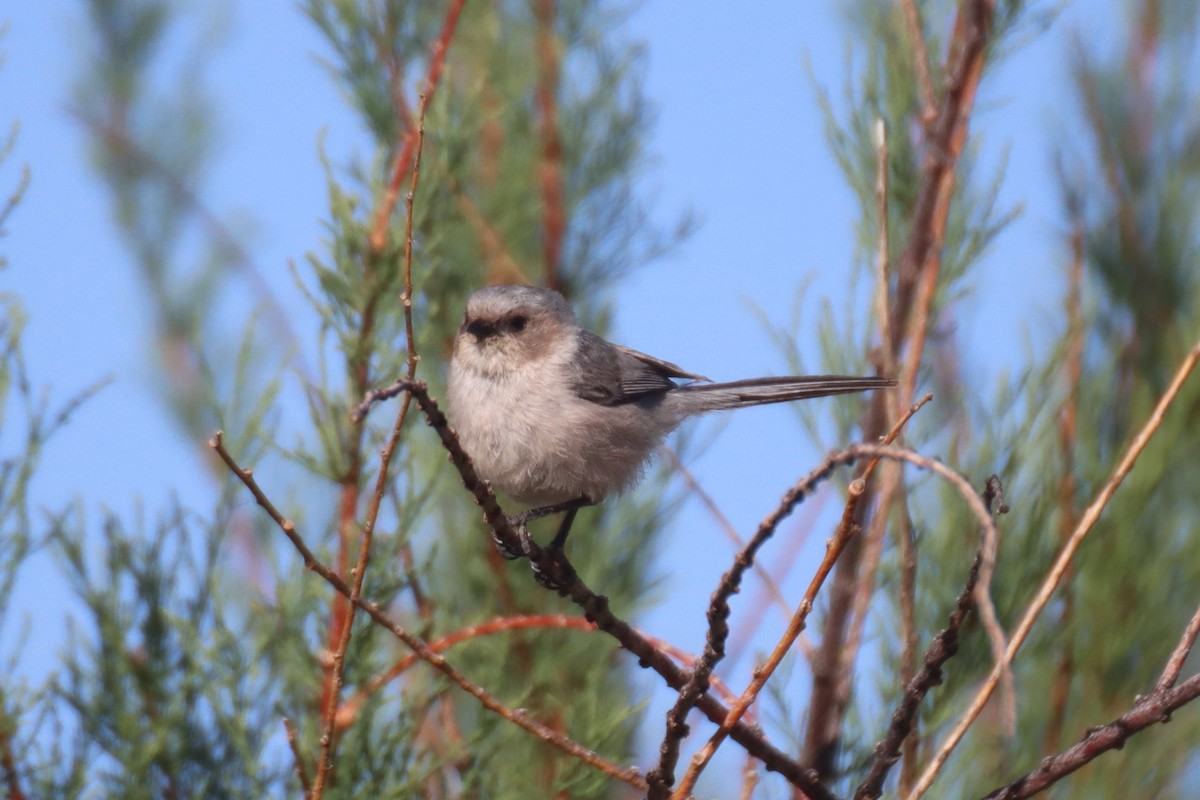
[508,315,527,333]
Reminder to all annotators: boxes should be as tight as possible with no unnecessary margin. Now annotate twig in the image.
[648,452,833,796]
[854,476,1007,800]
[310,82,430,800]
[896,500,920,793]
[349,381,827,795]
[338,614,596,728]
[838,120,902,712]
[874,118,894,368]
[534,0,565,291]
[972,476,1014,737]
[282,717,312,795]
[899,0,938,123]
[368,0,466,255]
[810,393,931,769]
[806,0,995,774]
[855,554,982,800]
[653,397,924,796]
[980,672,1200,800]
[1154,599,1200,695]
[908,340,1200,799]
[671,442,997,799]
[210,433,647,790]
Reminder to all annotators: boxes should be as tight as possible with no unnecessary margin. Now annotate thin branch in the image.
[671,442,997,799]
[896,499,920,793]
[890,0,993,343]
[874,118,895,370]
[651,395,926,796]
[534,0,565,291]
[338,614,596,728]
[855,554,981,800]
[909,340,1200,799]
[310,103,430,798]
[899,0,937,123]
[282,717,312,795]
[807,2,993,753]
[351,381,826,795]
[972,476,1014,737]
[980,672,1200,800]
[1154,599,1200,695]
[368,0,466,255]
[854,476,1007,800]
[210,432,647,791]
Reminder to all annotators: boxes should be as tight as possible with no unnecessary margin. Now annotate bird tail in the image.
[670,375,895,413]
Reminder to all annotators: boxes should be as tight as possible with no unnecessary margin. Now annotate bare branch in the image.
[980,673,1200,800]
[899,0,937,122]
[1155,599,1200,695]
[311,112,430,796]
[672,441,996,799]
[282,717,312,795]
[856,554,981,800]
[855,476,1008,800]
[972,476,1015,737]
[909,340,1200,799]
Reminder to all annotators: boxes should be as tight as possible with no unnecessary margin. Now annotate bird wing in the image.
[570,333,708,406]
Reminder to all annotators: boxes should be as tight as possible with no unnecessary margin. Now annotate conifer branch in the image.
[311,94,430,798]
[368,0,467,255]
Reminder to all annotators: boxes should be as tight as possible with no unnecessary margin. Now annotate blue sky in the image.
[2,0,1121,792]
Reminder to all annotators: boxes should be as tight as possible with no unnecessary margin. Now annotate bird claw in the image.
[530,544,576,591]
[492,520,526,560]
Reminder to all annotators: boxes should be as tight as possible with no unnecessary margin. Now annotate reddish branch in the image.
[312,106,431,797]
[803,0,995,776]
[0,724,25,800]
[535,0,566,291]
[368,0,467,255]
[1044,221,1085,754]
[315,2,467,788]
[210,432,646,790]
[671,443,996,800]
[337,615,596,729]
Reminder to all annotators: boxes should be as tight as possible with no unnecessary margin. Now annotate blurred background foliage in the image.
[0,0,1198,798]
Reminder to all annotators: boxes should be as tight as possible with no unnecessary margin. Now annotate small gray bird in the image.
[447,284,893,556]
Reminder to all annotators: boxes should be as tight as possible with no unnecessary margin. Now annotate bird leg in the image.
[497,498,594,590]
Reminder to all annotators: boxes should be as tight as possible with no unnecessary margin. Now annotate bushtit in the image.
[447,285,893,557]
